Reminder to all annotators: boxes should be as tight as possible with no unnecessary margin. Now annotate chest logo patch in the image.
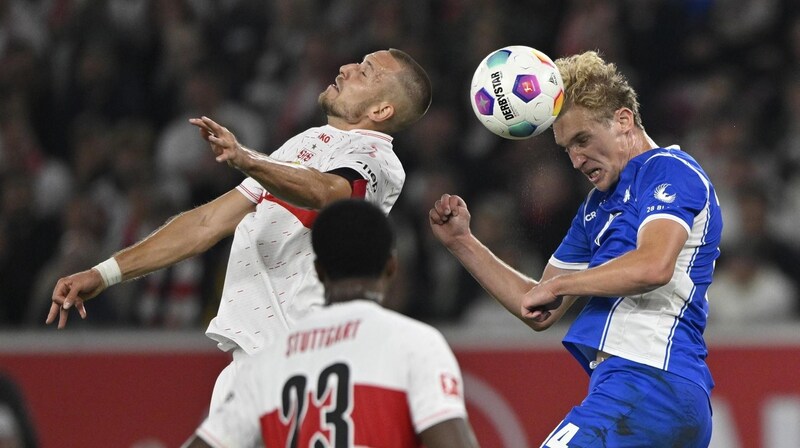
[654,183,676,203]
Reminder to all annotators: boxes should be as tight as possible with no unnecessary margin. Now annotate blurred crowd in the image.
[1,0,799,330]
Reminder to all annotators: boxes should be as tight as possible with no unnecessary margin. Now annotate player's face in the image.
[319,50,401,123]
[554,106,631,192]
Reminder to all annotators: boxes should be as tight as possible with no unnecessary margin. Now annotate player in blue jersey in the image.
[430,51,721,447]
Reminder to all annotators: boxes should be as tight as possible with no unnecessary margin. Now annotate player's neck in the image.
[324,278,385,305]
[326,116,383,133]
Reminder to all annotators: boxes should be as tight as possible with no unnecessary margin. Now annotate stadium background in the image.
[1,0,799,447]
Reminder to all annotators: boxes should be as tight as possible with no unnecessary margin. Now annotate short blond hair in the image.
[555,51,642,128]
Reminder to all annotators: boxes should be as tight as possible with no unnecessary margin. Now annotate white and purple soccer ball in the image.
[470,45,565,140]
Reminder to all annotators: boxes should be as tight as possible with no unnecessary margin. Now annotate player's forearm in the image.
[114,209,224,281]
[446,234,537,317]
[549,218,686,298]
[549,250,671,299]
[234,146,346,209]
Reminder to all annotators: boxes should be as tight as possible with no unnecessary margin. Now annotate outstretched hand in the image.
[428,194,472,248]
[47,269,106,329]
[189,116,245,168]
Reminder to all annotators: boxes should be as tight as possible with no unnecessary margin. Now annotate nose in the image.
[339,63,357,77]
[568,150,586,170]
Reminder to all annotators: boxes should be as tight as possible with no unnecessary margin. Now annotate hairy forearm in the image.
[447,234,537,316]
[235,146,344,209]
[113,209,226,281]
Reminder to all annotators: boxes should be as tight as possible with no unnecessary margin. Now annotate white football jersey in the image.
[205,126,405,354]
[197,300,467,448]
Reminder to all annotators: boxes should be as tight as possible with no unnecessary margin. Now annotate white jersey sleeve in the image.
[235,177,265,204]
[401,324,468,433]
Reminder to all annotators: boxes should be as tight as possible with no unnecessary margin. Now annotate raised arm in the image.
[429,193,581,331]
[429,194,535,309]
[190,116,354,209]
[48,189,254,328]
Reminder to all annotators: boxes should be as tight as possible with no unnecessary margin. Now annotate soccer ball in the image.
[470,45,564,140]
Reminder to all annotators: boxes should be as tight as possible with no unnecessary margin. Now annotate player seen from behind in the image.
[183,199,479,448]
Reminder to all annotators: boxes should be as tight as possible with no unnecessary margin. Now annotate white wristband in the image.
[93,258,122,287]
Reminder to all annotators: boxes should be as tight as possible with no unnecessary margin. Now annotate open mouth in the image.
[586,168,601,183]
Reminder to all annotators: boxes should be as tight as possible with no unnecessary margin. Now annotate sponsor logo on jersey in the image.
[623,187,631,203]
[654,183,676,203]
[297,148,315,162]
[585,210,596,222]
[355,160,378,193]
[440,372,461,397]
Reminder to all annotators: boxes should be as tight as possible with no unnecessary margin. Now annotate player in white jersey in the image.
[47,49,432,410]
[183,200,478,448]
[430,51,720,446]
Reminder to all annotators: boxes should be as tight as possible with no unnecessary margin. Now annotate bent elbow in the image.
[640,265,673,290]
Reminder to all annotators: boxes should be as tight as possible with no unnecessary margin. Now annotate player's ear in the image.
[368,101,395,123]
[615,107,634,132]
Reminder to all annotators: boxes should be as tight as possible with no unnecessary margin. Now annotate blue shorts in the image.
[540,356,712,448]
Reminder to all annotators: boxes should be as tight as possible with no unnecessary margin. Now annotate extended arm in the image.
[429,194,576,331]
[48,190,253,328]
[429,194,535,311]
[190,116,354,209]
[420,418,480,448]
[522,218,688,319]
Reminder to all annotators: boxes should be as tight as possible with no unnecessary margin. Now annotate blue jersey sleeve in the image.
[551,200,592,269]
[634,154,709,233]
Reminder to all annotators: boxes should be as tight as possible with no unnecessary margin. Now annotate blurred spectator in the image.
[400,166,470,320]
[460,191,543,327]
[708,242,798,324]
[0,0,799,327]
[514,152,586,264]
[27,192,112,326]
[735,184,800,290]
[155,65,266,206]
[0,175,59,326]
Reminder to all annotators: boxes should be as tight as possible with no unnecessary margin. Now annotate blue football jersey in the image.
[550,146,722,396]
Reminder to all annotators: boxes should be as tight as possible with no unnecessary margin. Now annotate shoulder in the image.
[376,307,449,346]
[636,148,711,187]
[640,147,702,173]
